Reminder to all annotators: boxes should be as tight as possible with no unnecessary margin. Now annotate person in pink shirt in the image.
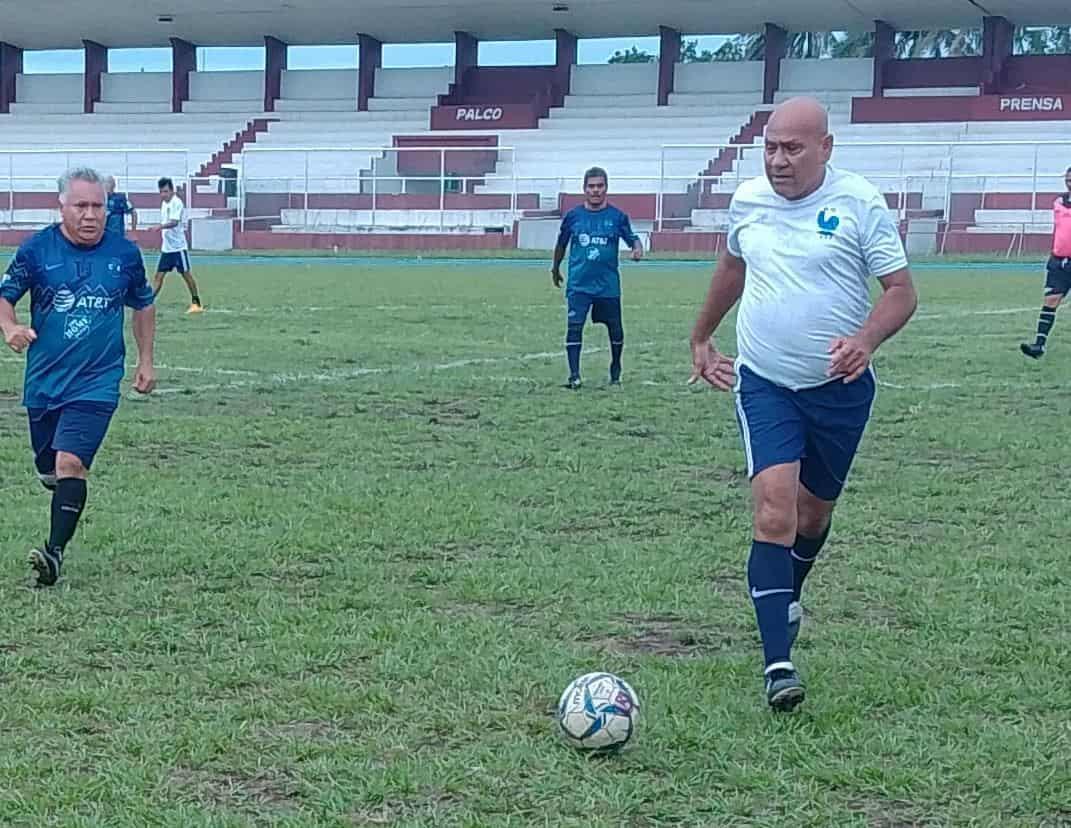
[1022,167,1071,359]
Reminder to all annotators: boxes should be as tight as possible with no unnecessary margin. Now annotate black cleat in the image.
[765,667,805,712]
[1020,343,1045,359]
[29,545,63,587]
[564,376,582,390]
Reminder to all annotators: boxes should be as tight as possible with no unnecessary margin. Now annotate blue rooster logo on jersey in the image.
[817,208,840,239]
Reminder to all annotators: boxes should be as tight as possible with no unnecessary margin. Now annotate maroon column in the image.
[872,20,895,97]
[357,33,382,112]
[981,15,1013,95]
[658,26,681,106]
[554,29,577,99]
[762,23,787,105]
[170,37,195,113]
[0,41,21,114]
[264,36,287,112]
[454,30,478,89]
[83,39,107,114]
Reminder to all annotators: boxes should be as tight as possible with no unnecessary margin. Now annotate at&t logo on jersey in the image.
[53,289,76,312]
[53,288,118,314]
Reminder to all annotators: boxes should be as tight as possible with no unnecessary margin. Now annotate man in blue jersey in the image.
[0,167,156,587]
[552,167,642,388]
[105,176,137,238]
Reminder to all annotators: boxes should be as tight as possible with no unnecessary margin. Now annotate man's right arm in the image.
[1,250,37,352]
[688,251,747,390]
[551,216,570,287]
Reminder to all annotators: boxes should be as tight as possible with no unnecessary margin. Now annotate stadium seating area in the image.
[0,57,1068,249]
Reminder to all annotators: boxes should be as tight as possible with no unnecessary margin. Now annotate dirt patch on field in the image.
[168,767,301,813]
[582,612,749,657]
[348,791,461,825]
[847,798,939,827]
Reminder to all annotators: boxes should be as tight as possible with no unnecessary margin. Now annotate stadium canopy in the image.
[2,0,1070,50]
[2,0,1071,49]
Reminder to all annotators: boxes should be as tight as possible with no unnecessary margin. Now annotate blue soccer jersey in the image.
[0,224,155,410]
[557,205,639,298]
[106,193,134,237]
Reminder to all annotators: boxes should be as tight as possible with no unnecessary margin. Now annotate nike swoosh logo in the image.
[751,587,793,599]
[45,263,63,271]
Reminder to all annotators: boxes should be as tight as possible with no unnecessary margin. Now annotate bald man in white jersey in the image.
[689,98,918,711]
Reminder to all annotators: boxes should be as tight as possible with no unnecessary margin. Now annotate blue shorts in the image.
[29,401,117,474]
[157,250,191,273]
[567,293,622,330]
[733,364,875,501]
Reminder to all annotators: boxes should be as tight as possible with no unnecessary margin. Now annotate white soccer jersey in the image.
[727,165,908,390]
[160,196,187,253]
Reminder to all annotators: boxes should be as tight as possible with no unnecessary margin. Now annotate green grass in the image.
[1,257,1070,827]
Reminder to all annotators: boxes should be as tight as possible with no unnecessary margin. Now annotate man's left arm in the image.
[828,198,917,382]
[620,213,642,261]
[124,254,157,394]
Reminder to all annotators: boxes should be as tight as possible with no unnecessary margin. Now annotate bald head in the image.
[763,97,834,200]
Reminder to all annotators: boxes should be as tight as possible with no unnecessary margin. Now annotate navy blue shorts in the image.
[28,401,117,474]
[567,293,622,330]
[733,364,875,501]
[1045,256,1071,297]
[157,250,191,274]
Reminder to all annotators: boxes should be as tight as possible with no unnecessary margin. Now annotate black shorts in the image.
[1044,256,1071,297]
[157,250,191,274]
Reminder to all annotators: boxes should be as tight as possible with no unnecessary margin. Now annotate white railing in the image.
[0,148,194,229]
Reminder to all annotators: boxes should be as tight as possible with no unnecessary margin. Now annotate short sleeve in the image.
[860,195,909,279]
[123,250,155,310]
[0,244,37,305]
[556,213,572,249]
[725,194,745,258]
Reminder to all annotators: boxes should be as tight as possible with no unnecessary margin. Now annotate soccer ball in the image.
[556,672,640,752]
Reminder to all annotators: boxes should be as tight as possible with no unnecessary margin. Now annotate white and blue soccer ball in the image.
[556,672,640,751]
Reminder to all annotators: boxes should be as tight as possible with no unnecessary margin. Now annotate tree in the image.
[608,46,656,64]
[679,39,717,63]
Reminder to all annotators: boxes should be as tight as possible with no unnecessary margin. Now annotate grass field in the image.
[1,256,1070,827]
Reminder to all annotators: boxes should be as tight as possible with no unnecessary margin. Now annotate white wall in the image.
[675,61,763,95]
[280,69,356,100]
[570,63,658,96]
[101,72,170,103]
[374,67,453,98]
[189,70,264,101]
[779,58,874,92]
[16,73,82,104]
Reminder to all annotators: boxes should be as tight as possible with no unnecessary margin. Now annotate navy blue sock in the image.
[792,524,830,602]
[748,540,795,669]
[566,323,583,379]
[607,321,624,381]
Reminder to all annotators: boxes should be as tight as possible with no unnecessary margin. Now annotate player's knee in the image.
[55,452,87,479]
[753,499,797,543]
[796,508,832,539]
[566,322,585,343]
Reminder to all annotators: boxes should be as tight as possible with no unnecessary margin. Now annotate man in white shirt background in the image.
[689,97,918,712]
[151,176,204,314]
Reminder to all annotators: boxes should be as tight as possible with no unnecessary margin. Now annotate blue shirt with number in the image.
[0,224,155,410]
[557,205,639,298]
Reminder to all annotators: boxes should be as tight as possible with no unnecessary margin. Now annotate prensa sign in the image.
[999,96,1065,113]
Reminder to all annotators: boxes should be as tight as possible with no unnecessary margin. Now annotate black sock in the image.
[191,294,202,305]
[748,539,795,669]
[48,478,87,552]
[792,524,831,602]
[566,323,583,379]
[1035,306,1056,347]
[610,342,623,381]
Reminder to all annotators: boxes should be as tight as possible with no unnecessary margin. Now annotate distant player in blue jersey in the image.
[0,167,156,587]
[105,175,137,238]
[552,167,642,388]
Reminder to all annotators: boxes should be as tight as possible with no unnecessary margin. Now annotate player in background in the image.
[105,176,137,237]
[0,167,156,587]
[689,98,917,711]
[151,177,204,313]
[1020,166,1071,359]
[552,167,643,389]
